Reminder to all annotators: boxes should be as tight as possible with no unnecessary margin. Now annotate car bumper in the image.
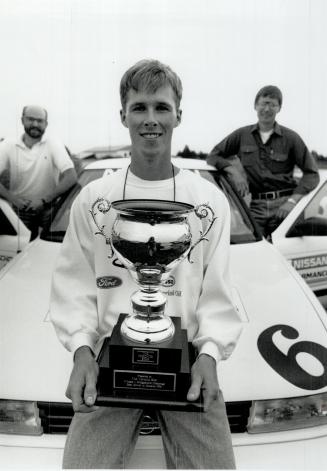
[1,425,327,469]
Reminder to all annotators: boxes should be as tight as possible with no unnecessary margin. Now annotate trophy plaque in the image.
[90,198,216,411]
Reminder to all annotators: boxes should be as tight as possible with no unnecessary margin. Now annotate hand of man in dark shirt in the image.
[275,194,301,220]
[224,166,249,197]
[275,201,295,220]
[187,353,219,412]
[66,346,99,412]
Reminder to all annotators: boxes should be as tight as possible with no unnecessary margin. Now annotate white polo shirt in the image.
[0,136,74,200]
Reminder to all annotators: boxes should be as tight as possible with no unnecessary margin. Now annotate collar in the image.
[16,134,47,150]
[251,122,283,136]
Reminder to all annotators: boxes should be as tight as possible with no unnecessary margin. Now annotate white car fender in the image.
[0,198,31,269]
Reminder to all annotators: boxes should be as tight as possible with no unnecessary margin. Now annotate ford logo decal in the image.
[96,276,122,289]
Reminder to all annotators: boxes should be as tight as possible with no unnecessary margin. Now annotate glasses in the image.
[257,102,280,110]
[23,116,46,124]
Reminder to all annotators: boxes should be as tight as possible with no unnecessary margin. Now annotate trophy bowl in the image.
[111,199,193,344]
[91,199,216,344]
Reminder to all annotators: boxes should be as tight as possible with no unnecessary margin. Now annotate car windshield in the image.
[41,167,258,244]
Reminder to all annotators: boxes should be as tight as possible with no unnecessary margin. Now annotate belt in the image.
[252,189,293,200]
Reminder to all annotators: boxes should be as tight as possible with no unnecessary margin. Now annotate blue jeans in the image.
[63,392,235,469]
[250,196,288,237]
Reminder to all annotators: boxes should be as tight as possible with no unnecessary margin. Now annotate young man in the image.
[0,105,77,239]
[207,85,319,237]
[50,60,242,469]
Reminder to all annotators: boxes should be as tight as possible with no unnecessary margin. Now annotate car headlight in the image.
[0,400,43,435]
[248,392,327,433]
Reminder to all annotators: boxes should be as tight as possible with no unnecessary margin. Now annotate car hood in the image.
[1,238,327,403]
[0,238,73,403]
[221,240,327,401]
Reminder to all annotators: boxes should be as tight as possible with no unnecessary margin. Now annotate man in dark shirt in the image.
[207,85,319,237]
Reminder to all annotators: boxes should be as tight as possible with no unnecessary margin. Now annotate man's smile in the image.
[140,132,163,139]
[260,112,274,120]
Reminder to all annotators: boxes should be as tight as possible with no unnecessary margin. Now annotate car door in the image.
[0,198,31,270]
[271,176,327,308]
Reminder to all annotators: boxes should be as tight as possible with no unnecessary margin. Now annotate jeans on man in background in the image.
[250,196,288,238]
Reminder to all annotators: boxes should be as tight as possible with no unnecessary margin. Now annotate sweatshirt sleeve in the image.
[192,189,243,363]
[49,185,100,355]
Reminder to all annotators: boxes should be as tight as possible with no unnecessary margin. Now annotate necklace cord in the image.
[123,164,176,201]
[122,164,130,200]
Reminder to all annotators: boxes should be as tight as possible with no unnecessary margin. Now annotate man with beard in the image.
[0,105,77,239]
[207,85,319,237]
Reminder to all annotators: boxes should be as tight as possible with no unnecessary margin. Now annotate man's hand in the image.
[276,196,301,220]
[11,195,31,209]
[66,346,99,413]
[24,199,44,212]
[275,201,294,220]
[224,166,249,197]
[276,194,301,220]
[187,353,219,412]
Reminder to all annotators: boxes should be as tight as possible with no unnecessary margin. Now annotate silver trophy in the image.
[90,199,216,344]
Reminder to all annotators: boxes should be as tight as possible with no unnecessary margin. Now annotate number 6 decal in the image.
[257,324,327,390]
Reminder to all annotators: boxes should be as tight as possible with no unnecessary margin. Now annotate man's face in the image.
[22,107,48,139]
[255,96,280,127]
[120,85,181,158]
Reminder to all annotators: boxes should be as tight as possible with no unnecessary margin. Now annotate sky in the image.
[0,0,326,155]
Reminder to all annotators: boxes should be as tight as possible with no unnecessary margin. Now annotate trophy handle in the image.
[187,203,217,263]
[89,198,114,258]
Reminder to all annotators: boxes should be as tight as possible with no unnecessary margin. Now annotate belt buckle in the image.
[265,191,276,200]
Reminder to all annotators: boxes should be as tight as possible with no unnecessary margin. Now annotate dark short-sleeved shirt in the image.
[207,123,319,195]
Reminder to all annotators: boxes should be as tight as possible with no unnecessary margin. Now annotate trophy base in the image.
[96,314,204,412]
[95,392,204,412]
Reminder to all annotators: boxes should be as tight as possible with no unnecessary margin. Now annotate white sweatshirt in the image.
[50,167,243,363]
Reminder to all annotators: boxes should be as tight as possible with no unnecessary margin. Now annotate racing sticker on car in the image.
[258,324,327,390]
[290,254,327,285]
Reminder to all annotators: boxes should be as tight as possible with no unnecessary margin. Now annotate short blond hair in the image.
[120,59,183,110]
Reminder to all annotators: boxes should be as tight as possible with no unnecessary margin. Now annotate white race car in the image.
[272,169,327,309]
[1,158,327,469]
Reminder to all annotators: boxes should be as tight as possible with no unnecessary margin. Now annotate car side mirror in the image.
[287,216,327,237]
